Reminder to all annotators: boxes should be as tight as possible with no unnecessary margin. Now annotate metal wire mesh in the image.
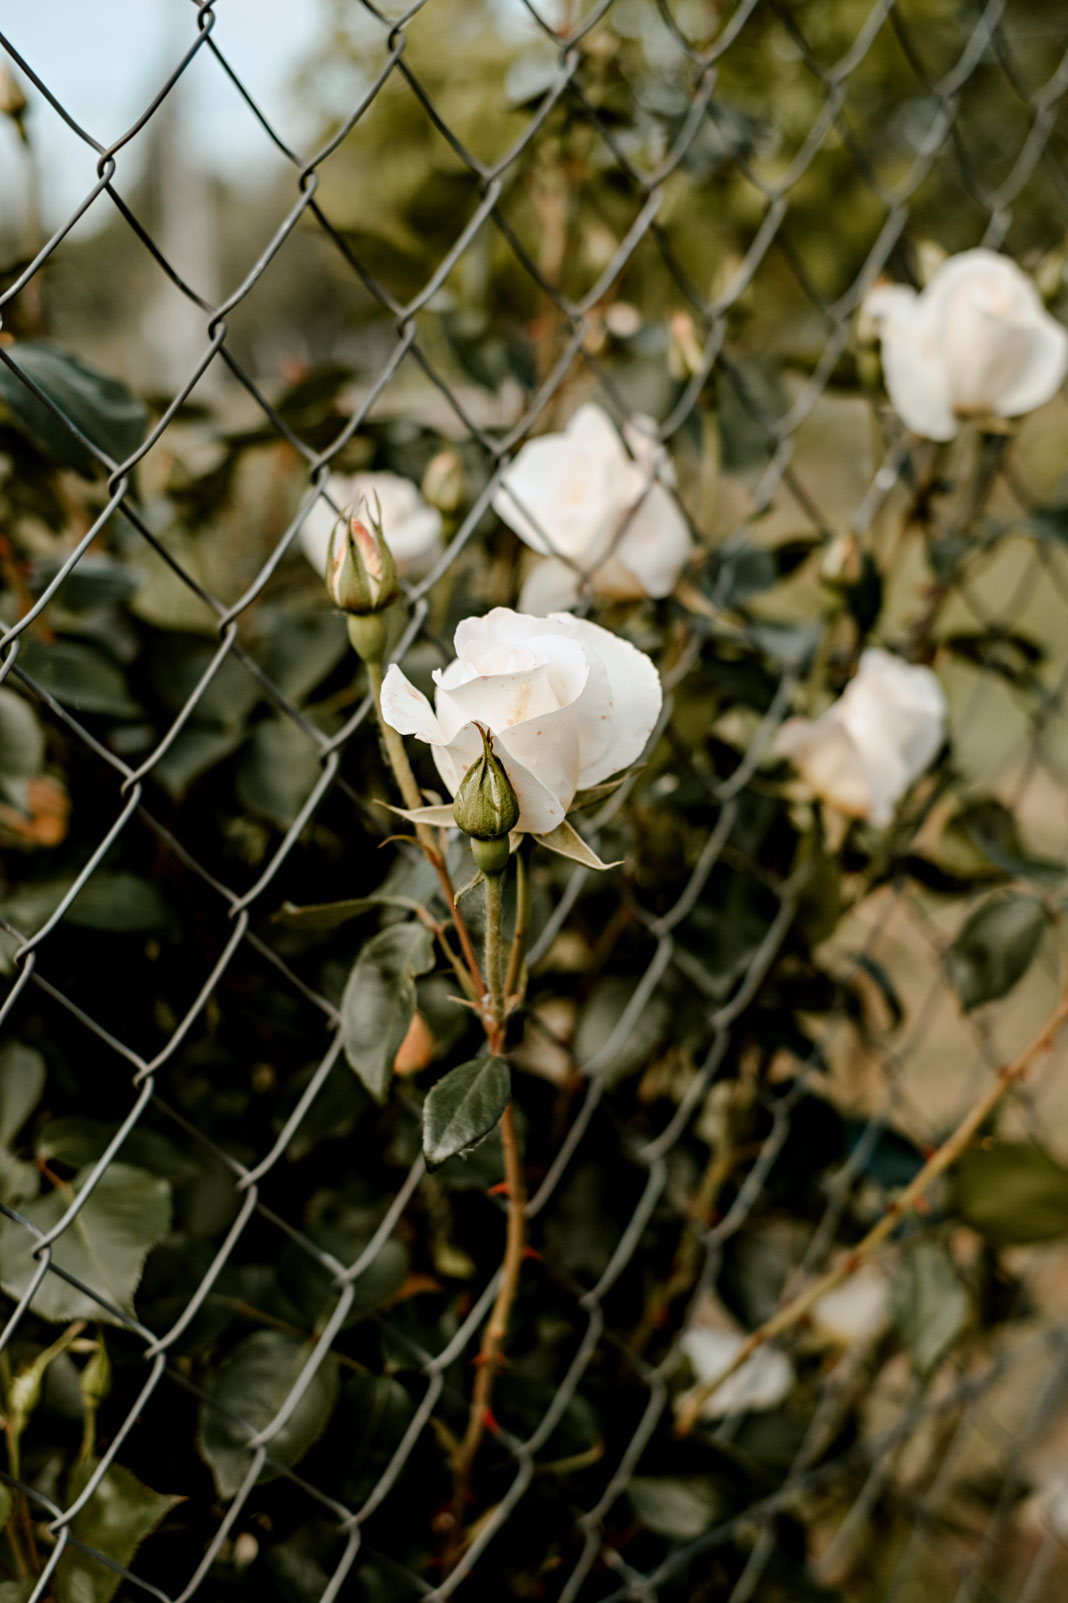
[0,0,1067,1599]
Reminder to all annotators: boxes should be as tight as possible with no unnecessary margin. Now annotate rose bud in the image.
[421,449,466,516]
[452,723,520,875]
[326,501,400,616]
[325,499,402,663]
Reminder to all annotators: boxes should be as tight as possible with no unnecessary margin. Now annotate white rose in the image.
[678,1327,795,1421]
[774,648,946,828]
[300,471,443,580]
[863,249,1068,441]
[380,606,662,838]
[809,1265,890,1346]
[494,403,694,609]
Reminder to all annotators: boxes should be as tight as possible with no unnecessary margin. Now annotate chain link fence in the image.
[0,0,1067,1599]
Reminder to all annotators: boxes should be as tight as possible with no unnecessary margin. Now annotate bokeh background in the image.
[1,2,1068,1601]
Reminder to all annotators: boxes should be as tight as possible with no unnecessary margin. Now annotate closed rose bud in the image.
[452,724,520,873]
[421,449,466,516]
[325,502,400,617]
[0,67,28,136]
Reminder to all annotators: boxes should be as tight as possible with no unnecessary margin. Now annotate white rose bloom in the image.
[809,1266,890,1346]
[678,1327,795,1421]
[774,648,946,828]
[300,471,443,580]
[495,403,693,610]
[380,606,662,837]
[863,249,1068,441]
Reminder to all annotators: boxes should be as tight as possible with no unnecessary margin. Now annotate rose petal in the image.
[994,312,1068,418]
[876,292,959,441]
[775,715,879,823]
[517,557,584,616]
[299,471,442,578]
[838,649,946,785]
[379,665,444,743]
[548,613,663,787]
[613,482,694,598]
[492,403,633,564]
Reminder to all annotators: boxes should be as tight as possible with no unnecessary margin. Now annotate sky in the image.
[0,0,330,234]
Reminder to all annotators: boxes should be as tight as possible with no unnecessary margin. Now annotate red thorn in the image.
[481,1408,501,1436]
[921,1144,937,1160]
[486,1181,511,1198]
[521,1246,543,1263]
[915,1193,931,1215]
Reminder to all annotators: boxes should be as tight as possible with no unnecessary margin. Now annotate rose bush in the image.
[774,648,947,826]
[493,403,694,609]
[300,470,443,579]
[863,249,1068,440]
[380,606,662,838]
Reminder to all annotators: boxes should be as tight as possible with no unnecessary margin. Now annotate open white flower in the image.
[809,1265,890,1346]
[678,1327,795,1421]
[774,649,946,828]
[380,607,662,849]
[300,471,443,580]
[494,403,694,610]
[863,249,1068,440]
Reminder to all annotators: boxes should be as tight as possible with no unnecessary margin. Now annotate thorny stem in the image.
[484,870,505,1029]
[366,660,484,997]
[449,1102,526,1546]
[675,988,1068,1437]
[448,867,529,1559]
[907,432,1007,658]
[504,839,532,1004]
[0,1355,28,1579]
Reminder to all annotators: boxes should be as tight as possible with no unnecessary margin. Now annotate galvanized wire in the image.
[0,1,1067,1599]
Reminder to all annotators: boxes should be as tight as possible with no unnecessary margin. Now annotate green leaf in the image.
[29,553,141,612]
[0,688,44,810]
[939,799,1065,888]
[67,872,169,934]
[54,1459,179,1603]
[198,1330,339,1498]
[0,1163,171,1324]
[889,1240,969,1374]
[0,342,147,476]
[953,1143,1068,1245]
[235,718,323,829]
[0,873,167,942]
[628,1476,728,1540]
[260,612,349,705]
[17,638,142,719]
[151,725,245,800]
[36,1119,197,1185]
[0,1582,35,1603]
[947,893,1049,1011]
[273,892,424,930]
[574,976,671,1086]
[340,923,435,1103]
[0,1041,45,1147]
[422,1057,510,1166]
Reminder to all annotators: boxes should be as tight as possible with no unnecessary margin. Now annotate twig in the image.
[504,839,531,1005]
[447,867,529,1559]
[675,988,1068,1436]
[449,1101,526,1536]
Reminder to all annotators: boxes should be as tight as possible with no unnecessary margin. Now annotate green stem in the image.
[504,839,531,1003]
[484,870,505,1032]
[365,659,484,995]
